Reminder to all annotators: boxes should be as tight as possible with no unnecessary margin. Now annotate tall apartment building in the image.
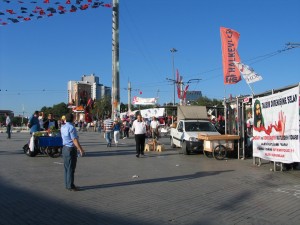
[68,74,111,106]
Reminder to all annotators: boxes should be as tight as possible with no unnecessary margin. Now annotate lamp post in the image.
[170,48,177,106]
[112,0,120,120]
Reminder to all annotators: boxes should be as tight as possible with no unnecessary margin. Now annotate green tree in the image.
[190,96,223,107]
[40,102,69,119]
[92,96,111,119]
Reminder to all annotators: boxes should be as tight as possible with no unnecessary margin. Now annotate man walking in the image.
[103,115,114,147]
[5,113,11,139]
[61,113,85,191]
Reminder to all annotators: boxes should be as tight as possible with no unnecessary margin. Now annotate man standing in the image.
[103,115,114,147]
[44,113,59,130]
[5,113,11,139]
[132,114,146,157]
[61,113,85,191]
[150,116,160,140]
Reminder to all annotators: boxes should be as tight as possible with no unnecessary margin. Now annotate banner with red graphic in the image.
[252,86,300,163]
[220,27,241,84]
[132,96,157,105]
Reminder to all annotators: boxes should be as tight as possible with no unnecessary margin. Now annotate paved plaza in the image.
[1,132,300,225]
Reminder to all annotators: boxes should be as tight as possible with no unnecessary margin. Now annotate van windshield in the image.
[185,121,217,132]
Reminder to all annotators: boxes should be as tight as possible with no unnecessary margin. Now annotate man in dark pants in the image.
[132,114,146,157]
[5,113,11,139]
[61,113,85,191]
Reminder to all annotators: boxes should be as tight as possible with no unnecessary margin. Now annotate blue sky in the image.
[0,0,299,117]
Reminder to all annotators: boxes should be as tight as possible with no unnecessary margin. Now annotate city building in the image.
[67,74,111,106]
[186,91,202,103]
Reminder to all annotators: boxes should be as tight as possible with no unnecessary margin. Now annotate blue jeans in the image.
[105,131,112,144]
[6,125,11,139]
[62,146,77,189]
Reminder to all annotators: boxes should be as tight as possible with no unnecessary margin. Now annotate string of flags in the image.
[0,0,112,26]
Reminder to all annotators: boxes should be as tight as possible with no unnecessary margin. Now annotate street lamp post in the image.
[170,48,177,106]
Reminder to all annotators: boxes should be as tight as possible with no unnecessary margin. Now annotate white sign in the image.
[252,86,299,163]
[132,96,157,105]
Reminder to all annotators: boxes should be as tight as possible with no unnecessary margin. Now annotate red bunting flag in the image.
[0,0,112,26]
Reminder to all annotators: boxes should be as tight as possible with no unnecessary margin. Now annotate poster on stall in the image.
[253,86,300,163]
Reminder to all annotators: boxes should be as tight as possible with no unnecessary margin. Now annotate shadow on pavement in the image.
[0,180,158,225]
[81,170,234,190]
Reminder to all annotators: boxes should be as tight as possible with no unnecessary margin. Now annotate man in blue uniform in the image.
[61,113,85,191]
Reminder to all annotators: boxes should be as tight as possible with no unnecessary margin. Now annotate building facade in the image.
[68,74,111,106]
[186,91,202,102]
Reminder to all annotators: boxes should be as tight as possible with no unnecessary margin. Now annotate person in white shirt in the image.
[131,114,146,157]
[5,113,11,139]
[150,116,160,140]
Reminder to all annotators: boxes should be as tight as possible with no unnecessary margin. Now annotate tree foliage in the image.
[190,96,223,107]
[92,96,111,120]
[40,102,70,119]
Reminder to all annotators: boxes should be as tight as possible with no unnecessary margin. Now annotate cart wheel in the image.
[203,150,213,158]
[23,144,38,157]
[46,147,62,158]
[213,145,227,160]
[181,141,190,155]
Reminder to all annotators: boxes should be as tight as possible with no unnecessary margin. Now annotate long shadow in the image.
[81,170,234,190]
[84,148,180,158]
[0,180,155,225]
[85,149,136,157]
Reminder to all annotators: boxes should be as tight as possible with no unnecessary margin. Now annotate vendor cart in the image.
[198,134,240,160]
[23,132,63,158]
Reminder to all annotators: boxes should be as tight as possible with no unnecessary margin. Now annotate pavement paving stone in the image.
[1,132,300,225]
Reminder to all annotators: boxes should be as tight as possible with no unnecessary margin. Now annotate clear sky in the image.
[0,0,299,117]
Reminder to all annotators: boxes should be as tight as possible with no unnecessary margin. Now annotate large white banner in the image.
[253,86,299,163]
[140,108,165,119]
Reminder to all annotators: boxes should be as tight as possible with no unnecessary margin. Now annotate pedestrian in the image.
[132,114,146,158]
[38,112,44,131]
[113,119,121,147]
[103,115,114,147]
[27,111,41,134]
[123,118,130,139]
[60,113,85,191]
[5,113,11,139]
[150,116,160,140]
[44,113,59,131]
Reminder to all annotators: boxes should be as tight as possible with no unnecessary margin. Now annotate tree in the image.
[190,96,223,107]
[40,102,70,119]
[92,96,111,120]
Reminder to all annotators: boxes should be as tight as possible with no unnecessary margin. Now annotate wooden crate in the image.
[156,144,165,152]
[144,143,154,152]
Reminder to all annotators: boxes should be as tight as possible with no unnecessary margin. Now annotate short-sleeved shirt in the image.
[150,120,160,129]
[104,118,114,132]
[61,122,78,147]
[6,116,11,126]
[132,120,146,134]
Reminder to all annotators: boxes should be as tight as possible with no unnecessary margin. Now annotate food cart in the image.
[23,131,63,158]
[198,134,240,160]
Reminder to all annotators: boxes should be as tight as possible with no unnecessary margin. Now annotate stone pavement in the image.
[1,132,300,225]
